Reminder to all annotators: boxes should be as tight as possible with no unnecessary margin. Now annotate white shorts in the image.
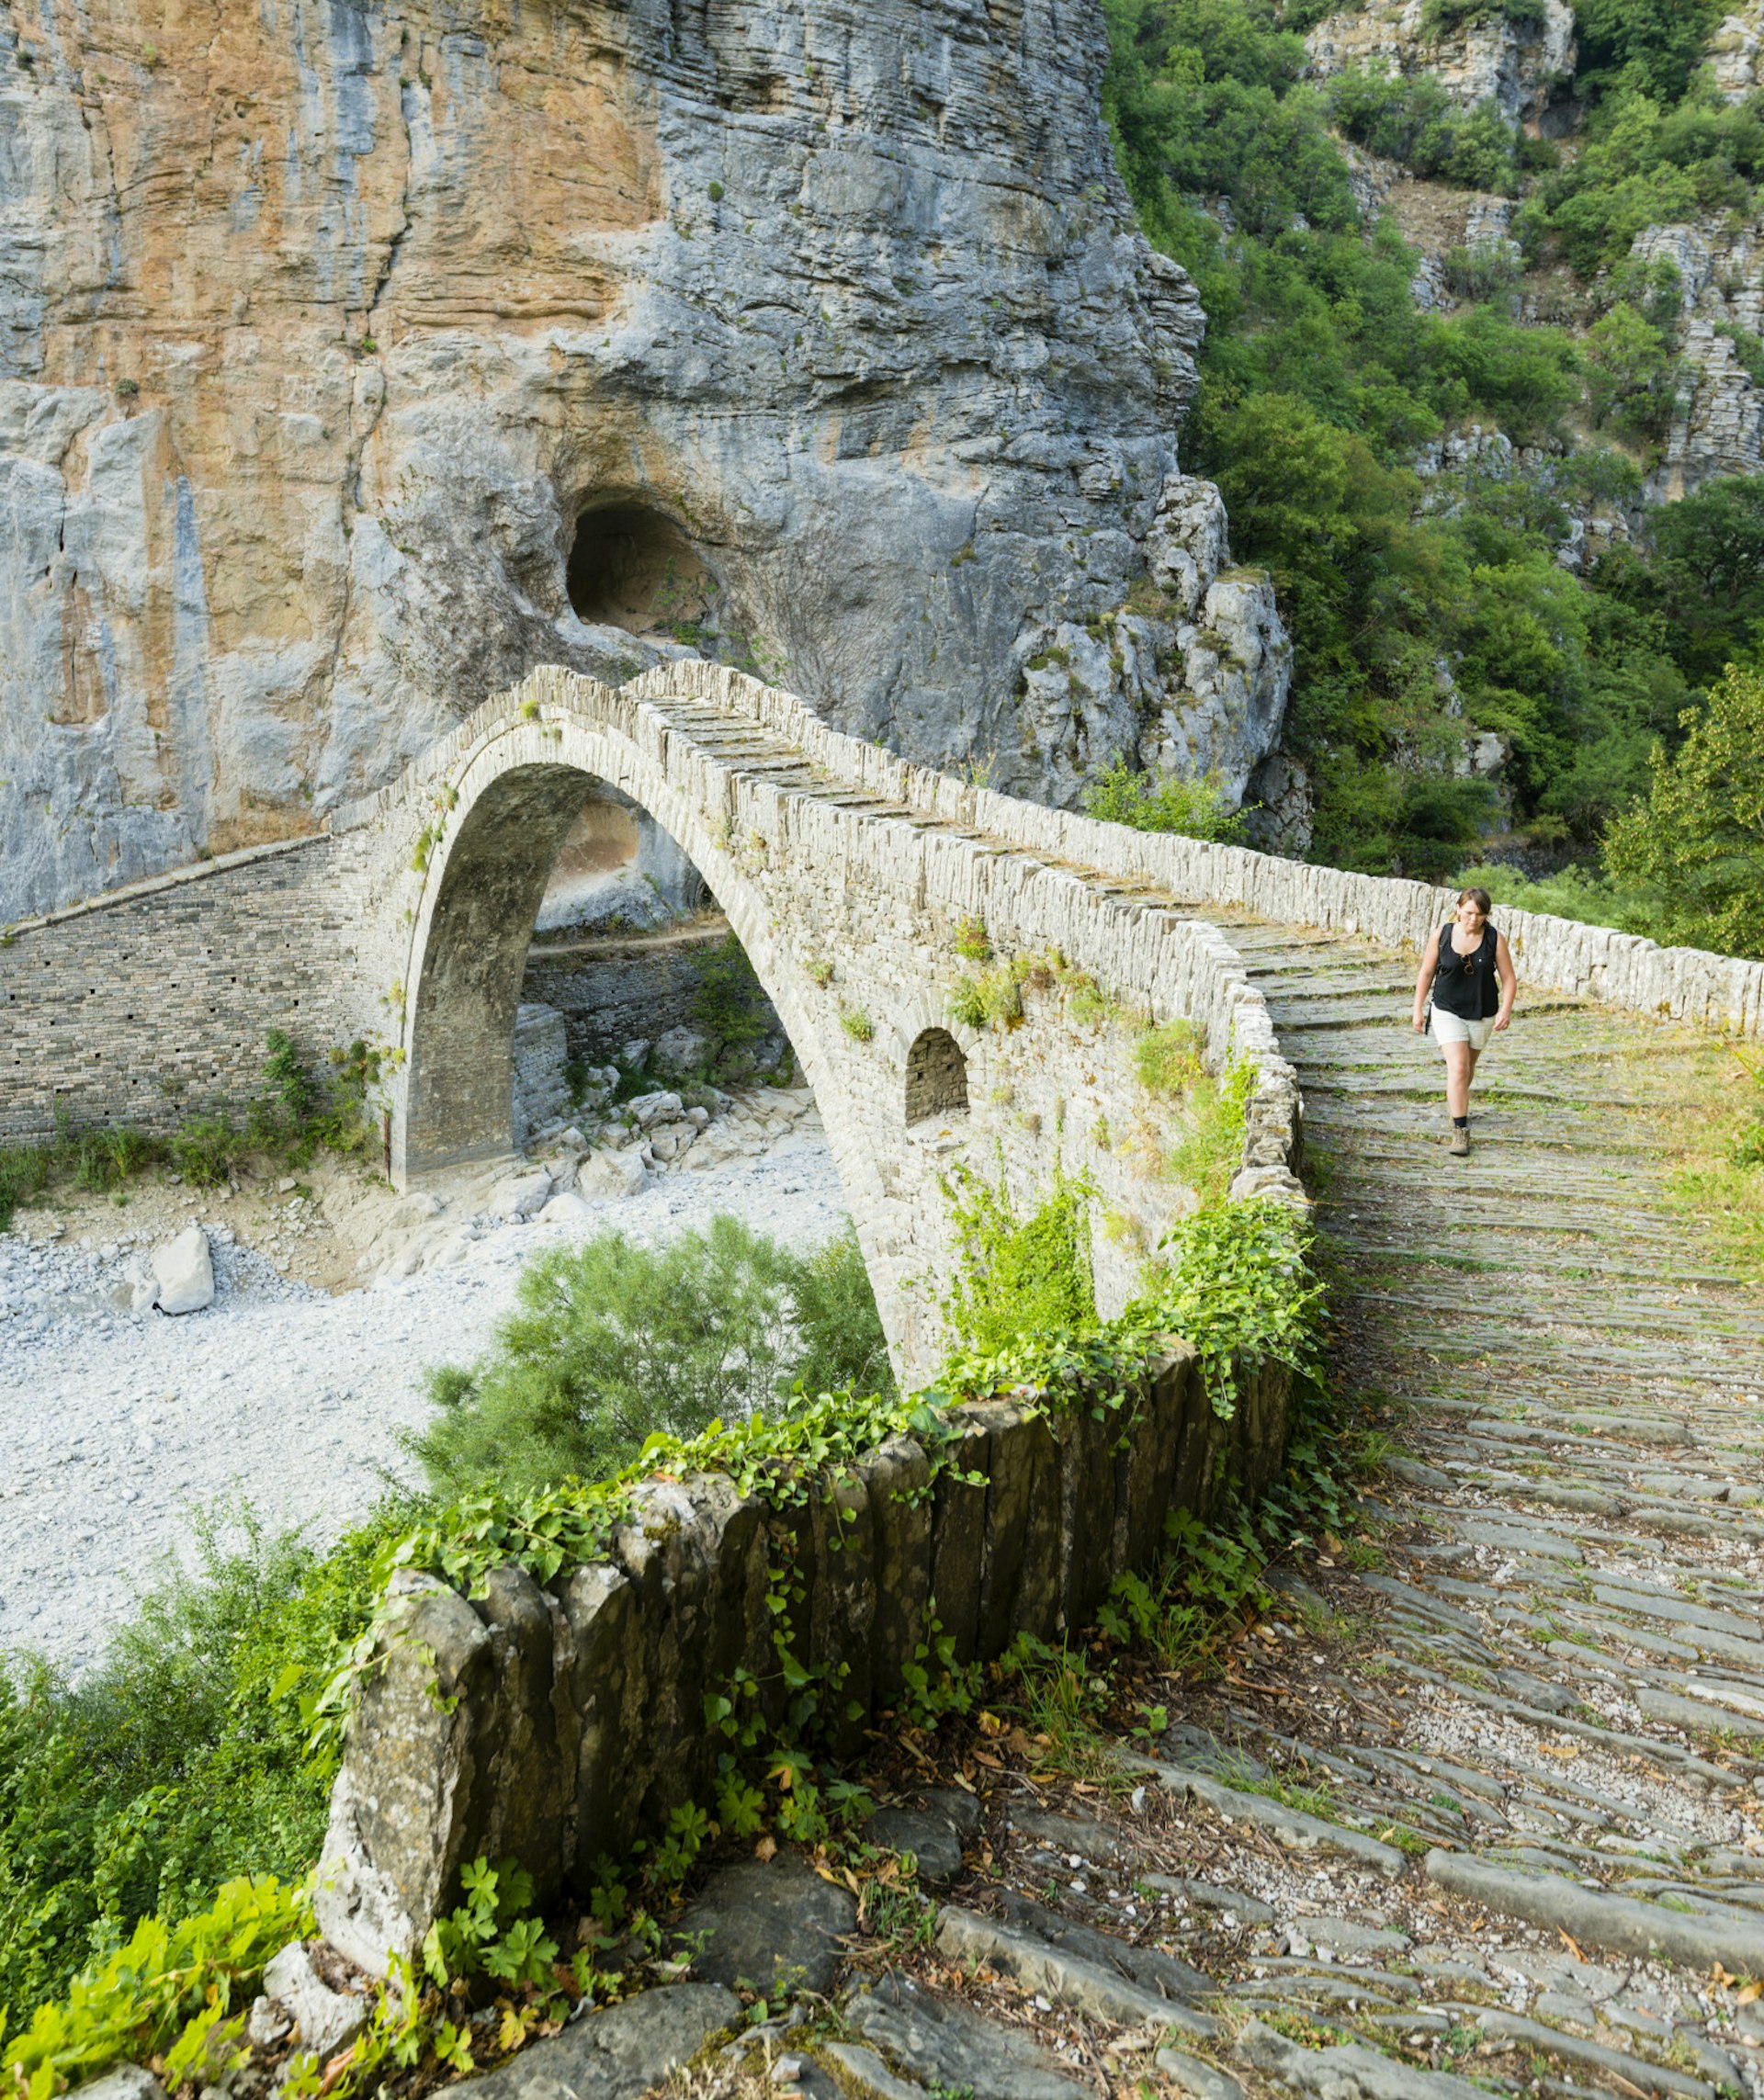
[1430,1009,1495,1052]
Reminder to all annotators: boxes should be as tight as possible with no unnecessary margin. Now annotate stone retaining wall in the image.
[313,1342,1293,1981]
[523,921,780,1064]
[0,834,366,1142]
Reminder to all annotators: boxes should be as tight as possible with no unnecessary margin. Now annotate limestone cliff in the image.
[0,0,1289,919]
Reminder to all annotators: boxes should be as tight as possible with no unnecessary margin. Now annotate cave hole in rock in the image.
[565,502,714,636]
[905,1027,968,1126]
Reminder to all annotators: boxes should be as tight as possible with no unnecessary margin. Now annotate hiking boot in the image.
[1446,1125,1470,1157]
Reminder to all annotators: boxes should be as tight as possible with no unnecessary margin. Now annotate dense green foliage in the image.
[0,1508,401,2029]
[1099,0,1763,898]
[1080,759,1248,841]
[408,1218,892,1498]
[1604,663,1764,954]
[936,1161,1099,1354]
[4,1876,311,2100]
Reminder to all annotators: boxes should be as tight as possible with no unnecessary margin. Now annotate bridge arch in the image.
[359,661,1295,1381]
[397,715,837,1185]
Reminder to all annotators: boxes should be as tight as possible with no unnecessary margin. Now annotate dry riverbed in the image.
[0,1079,846,1673]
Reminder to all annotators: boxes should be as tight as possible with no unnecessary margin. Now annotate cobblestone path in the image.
[484,920,1764,2100]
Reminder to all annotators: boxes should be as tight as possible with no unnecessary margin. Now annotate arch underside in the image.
[403,763,603,1178]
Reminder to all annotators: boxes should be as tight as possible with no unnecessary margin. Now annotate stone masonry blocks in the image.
[317,1340,1292,1977]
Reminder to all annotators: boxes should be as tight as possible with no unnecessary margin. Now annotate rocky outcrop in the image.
[1713,4,1764,103]
[1014,473,1292,807]
[0,0,1288,919]
[1629,221,1764,500]
[1306,0,1577,127]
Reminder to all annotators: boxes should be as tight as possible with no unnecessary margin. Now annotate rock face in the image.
[0,0,1290,920]
[1629,222,1764,501]
[1306,0,1577,126]
[1302,0,1578,126]
[1017,472,1292,807]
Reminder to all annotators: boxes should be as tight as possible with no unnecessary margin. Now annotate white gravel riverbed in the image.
[0,1123,848,1675]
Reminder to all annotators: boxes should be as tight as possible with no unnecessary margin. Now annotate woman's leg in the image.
[1443,1041,1474,1118]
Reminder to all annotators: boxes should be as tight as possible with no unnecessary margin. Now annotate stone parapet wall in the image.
[626,662,1764,1038]
[315,1343,1293,1980]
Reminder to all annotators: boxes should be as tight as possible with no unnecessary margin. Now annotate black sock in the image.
[1453,1115,1468,1129]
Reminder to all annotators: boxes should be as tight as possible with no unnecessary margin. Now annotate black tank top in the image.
[1432,920,1498,1019]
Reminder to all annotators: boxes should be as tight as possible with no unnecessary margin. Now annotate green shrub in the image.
[1420,0,1546,32]
[1080,759,1247,841]
[1582,299,1682,439]
[1326,61,1520,190]
[953,915,993,962]
[0,1506,401,2023]
[4,1874,311,2099]
[1448,858,1644,929]
[1167,1057,1256,1207]
[1135,1020,1204,1099]
[690,933,771,1049]
[938,1161,1096,1356]
[784,1228,895,1398]
[407,1217,893,1498]
[0,1034,379,1230]
[1136,1198,1324,1417]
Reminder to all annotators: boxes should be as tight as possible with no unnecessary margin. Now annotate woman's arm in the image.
[1412,930,1440,1032]
[1494,931,1517,1030]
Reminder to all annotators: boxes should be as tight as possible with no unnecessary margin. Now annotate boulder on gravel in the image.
[578,1149,647,1200]
[537,1189,600,1231]
[627,1090,684,1129]
[151,1226,213,1314]
[495,1170,553,1222]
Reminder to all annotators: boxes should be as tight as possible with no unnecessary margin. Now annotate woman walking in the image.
[1412,886,1517,1157]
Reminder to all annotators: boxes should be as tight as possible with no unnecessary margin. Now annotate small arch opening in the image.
[566,502,713,633]
[906,1026,968,1126]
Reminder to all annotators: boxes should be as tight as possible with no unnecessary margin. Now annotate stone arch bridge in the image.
[0,662,1298,1383]
[8,658,1763,1377]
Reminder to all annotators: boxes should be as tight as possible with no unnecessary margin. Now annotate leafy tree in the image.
[1646,475,1764,682]
[1571,0,1724,105]
[1603,664,1764,957]
[1582,299,1682,436]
